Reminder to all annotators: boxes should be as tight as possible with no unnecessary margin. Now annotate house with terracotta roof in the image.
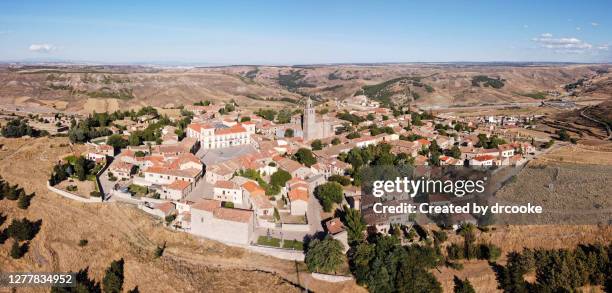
[160,180,193,201]
[415,138,431,149]
[439,156,463,166]
[274,156,312,179]
[142,153,203,186]
[190,199,254,245]
[213,180,245,206]
[139,200,176,219]
[205,160,237,184]
[108,160,135,180]
[414,155,429,166]
[325,217,349,252]
[285,178,309,216]
[470,155,495,166]
[242,181,274,219]
[310,157,350,178]
[498,144,515,158]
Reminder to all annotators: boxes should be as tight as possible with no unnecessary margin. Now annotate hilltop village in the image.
[4,94,552,256]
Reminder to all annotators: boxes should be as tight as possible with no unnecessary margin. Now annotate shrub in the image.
[102,258,125,293]
[17,193,33,209]
[447,243,464,260]
[78,239,89,247]
[154,242,166,258]
[7,218,41,241]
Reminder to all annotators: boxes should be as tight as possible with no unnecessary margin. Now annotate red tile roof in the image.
[473,155,496,161]
[215,125,247,135]
[191,199,220,212]
[288,189,308,202]
[213,208,252,223]
[166,180,191,190]
[325,218,345,235]
[214,180,239,189]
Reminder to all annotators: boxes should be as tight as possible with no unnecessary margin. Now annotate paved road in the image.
[580,106,611,140]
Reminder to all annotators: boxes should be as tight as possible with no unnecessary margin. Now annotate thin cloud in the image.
[523,24,529,29]
[29,43,56,53]
[532,33,592,54]
[591,22,599,27]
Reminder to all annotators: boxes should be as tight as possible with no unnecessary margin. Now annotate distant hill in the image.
[0,63,609,113]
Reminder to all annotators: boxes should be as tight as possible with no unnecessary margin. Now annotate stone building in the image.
[302,97,335,141]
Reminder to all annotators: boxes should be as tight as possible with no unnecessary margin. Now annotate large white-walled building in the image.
[186,121,255,149]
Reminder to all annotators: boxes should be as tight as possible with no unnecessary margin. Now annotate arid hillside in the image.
[0,63,609,114]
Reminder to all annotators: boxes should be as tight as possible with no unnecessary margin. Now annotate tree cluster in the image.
[49,156,97,185]
[349,235,443,293]
[1,118,43,138]
[495,244,612,292]
[51,258,138,293]
[476,134,507,149]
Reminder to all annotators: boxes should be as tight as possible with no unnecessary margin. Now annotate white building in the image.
[213,180,246,206]
[190,200,254,245]
[186,122,255,149]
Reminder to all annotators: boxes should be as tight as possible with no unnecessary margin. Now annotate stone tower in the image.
[303,97,317,141]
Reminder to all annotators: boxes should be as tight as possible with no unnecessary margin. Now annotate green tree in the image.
[7,218,40,241]
[293,148,317,167]
[276,108,292,124]
[284,128,294,138]
[305,236,345,273]
[270,170,292,187]
[450,145,462,159]
[106,134,128,151]
[346,132,361,139]
[51,268,102,293]
[342,206,366,243]
[10,240,25,259]
[128,133,142,146]
[453,276,476,293]
[557,129,571,141]
[74,156,88,181]
[314,182,343,212]
[328,175,350,186]
[102,258,125,293]
[311,139,323,151]
[331,137,341,145]
[255,108,277,121]
[395,262,443,293]
[17,192,33,209]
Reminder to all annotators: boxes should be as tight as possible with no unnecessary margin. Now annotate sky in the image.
[0,0,610,64]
